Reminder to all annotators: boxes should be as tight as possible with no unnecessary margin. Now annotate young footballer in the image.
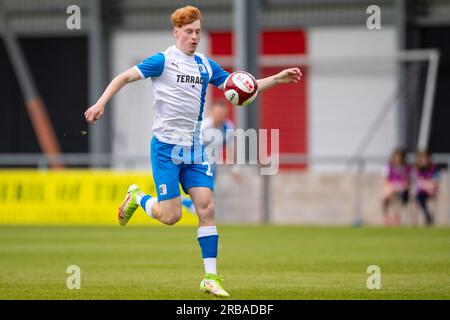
[84,5,301,297]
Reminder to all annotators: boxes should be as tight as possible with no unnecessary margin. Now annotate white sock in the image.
[145,198,157,218]
[203,258,217,275]
[136,192,157,219]
[197,226,218,237]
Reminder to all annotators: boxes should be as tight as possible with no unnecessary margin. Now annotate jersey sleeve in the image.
[207,58,230,88]
[134,52,165,79]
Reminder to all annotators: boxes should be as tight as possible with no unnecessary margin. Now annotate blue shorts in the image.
[151,136,214,201]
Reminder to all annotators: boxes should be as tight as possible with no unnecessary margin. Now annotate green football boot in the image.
[200,273,230,298]
[118,184,141,226]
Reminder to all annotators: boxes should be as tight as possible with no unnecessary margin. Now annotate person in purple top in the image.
[411,150,440,225]
[381,148,410,226]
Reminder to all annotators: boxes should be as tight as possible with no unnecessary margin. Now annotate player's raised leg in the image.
[135,192,183,225]
[189,187,230,297]
[118,184,183,226]
[154,198,183,225]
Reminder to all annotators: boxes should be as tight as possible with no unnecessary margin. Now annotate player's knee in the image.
[160,208,182,225]
[164,215,181,225]
[197,200,215,217]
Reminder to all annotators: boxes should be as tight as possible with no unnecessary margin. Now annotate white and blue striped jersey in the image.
[134,45,230,147]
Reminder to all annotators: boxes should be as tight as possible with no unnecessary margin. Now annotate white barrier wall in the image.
[215,169,450,226]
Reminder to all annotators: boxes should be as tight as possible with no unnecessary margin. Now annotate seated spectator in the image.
[381,148,410,226]
[412,150,440,226]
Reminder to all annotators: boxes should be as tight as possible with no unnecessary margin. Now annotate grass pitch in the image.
[0,225,449,299]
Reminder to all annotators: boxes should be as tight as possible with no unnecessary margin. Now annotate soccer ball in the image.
[223,71,259,106]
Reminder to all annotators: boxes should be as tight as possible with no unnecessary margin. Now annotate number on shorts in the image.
[202,161,213,177]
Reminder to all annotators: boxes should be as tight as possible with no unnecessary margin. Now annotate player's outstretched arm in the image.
[256,67,302,94]
[84,67,141,125]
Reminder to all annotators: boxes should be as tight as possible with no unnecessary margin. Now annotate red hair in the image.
[170,5,203,28]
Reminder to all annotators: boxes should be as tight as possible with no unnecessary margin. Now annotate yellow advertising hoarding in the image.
[0,170,197,225]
